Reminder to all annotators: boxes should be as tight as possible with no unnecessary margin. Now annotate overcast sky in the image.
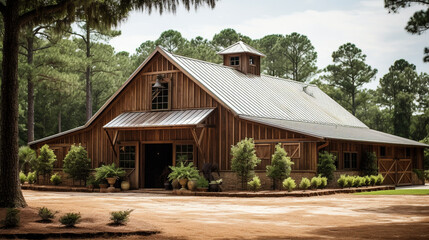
[109,0,427,89]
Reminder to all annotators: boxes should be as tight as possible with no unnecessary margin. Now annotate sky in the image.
[109,0,428,89]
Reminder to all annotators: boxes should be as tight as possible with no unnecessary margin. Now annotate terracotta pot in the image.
[99,183,108,189]
[187,180,197,191]
[178,178,188,190]
[197,187,208,192]
[106,177,117,192]
[172,179,180,189]
[121,181,130,191]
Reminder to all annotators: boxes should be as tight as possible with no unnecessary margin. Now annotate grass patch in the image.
[355,189,429,195]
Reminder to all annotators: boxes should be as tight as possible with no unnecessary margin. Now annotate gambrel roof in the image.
[30,46,428,147]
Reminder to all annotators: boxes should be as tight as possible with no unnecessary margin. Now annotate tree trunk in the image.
[0,1,28,208]
[85,23,92,121]
[27,33,35,143]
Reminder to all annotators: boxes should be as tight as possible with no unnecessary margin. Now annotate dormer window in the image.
[249,56,255,65]
[230,56,240,66]
[151,78,170,110]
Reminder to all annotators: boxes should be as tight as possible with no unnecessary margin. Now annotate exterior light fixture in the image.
[153,74,165,89]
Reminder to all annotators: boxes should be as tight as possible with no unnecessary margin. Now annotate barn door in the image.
[396,158,412,186]
[379,158,412,186]
[282,143,301,170]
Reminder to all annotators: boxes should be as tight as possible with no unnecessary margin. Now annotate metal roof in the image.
[241,115,428,147]
[217,41,266,57]
[103,108,214,129]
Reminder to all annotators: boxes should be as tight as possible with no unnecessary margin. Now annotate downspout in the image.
[317,140,330,152]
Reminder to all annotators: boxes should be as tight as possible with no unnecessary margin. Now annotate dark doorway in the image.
[145,144,172,188]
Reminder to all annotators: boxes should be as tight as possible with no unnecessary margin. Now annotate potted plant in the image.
[196,176,209,192]
[168,161,200,190]
[209,179,222,192]
[95,163,126,192]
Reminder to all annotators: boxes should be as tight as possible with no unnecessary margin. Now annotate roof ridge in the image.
[171,53,236,70]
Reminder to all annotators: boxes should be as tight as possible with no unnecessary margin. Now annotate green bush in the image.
[299,177,311,191]
[376,174,384,185]
[345,176,354,188]
[337,175,347,188]
[352,177,361,187]
[425,170,429,181]
[38,207,57,222]
[231,138,261,190]
[18,146,36,171]
[266,143,294,190]
[27,171,36,184]
[247,176,261,192]
[364,176,371,186]
[362,152,378,176]
[282,177,296,192]
[3,208,20,228]
[319,176,328,189]
[59,212,81,227]
[33,144,57,183]
[317,151,336,182]
[19,171,27,184]
[310,176,321,189]
[110,209,134,225]
[95,163,126,182]
[168,161,199,181]
[86,175,99,188]
[413,169,425,182]
[50,173,62,185]
[370,175,377,186]
[63,144,92,185]
[196,176,209,188]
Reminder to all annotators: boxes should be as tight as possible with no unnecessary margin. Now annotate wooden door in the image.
[378,158,412,186]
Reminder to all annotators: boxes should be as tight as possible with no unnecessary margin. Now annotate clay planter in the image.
[178,178,188,190]
[187,180,197,191]
[99,183,108,193]
[209,183,220,192]
[197,187,208,192]
[106,177,117,193]
[121,180,130,191]
[172,179,180,189]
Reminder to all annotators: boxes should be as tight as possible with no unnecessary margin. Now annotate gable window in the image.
[175,144,194,165]
[249,56,255,65]
[230,56,240,66]
[344,152,357,169]
[119,146,136,168]
[151,82,169,110]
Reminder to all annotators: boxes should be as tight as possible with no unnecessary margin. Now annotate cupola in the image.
[218,41,266,76]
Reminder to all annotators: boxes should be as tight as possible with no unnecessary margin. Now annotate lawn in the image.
[355,189,429,195]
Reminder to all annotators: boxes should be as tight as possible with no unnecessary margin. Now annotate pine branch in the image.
[19,0,74,26]
[0,2,5,15]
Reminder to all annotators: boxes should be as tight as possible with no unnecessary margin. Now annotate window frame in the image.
[343,152,358,170]
[150,77,172,111]
[118,145,137,169]
[230,56,240,66]
[249,56,255,65]
[173,142,196,166]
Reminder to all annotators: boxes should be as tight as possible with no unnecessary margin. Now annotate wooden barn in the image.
[29,41,428,189]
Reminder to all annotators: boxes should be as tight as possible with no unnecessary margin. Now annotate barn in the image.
[29,41,428,190]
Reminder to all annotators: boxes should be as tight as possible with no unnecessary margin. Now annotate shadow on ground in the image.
[357,204,429,216]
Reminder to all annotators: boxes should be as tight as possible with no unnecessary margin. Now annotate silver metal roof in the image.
[241,115,428,147]
[217,41,266,57]
[103,108,214,129]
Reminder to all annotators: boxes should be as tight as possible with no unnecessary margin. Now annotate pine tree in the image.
[266,143,294,190]
[230,138,261,190]
[32,144,56,184]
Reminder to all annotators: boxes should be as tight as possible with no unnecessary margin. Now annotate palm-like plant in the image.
[168,162,199,181]
[95,163,126,182]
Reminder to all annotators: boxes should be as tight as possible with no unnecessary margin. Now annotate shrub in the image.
[19,171,27,184]
[266,143,294,190]
[59,212,81,227]
[376,174,384,185]
[352,177,361,187]
[337,175,347,188]
[247,176,261,192]
[345,176,354,188]
[317,151,336,182]
[38,207,57,222]
[33,144,57,183]
[364,176,371,186]
[282,177,296,192]
[50,173,62,185]
[3,208,20,228]
[168,162,199,181]
[370,175,377,186]
[27,171,36,184]
[310,176,321,189]
[110,209,134,225]
[299,177,311,191]
[63,144,92,185]
[413,169,425,182]
[86,175,99,188]
[319,176,328,189]
[425,170,429,181]
[362,152,378,176]
[196,176,209,188]
[230,138,261,190]
[18,146,36,171]
[95,163,126,182]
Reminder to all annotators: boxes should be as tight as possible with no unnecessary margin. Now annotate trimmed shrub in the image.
[425,170,429,181]
[196,176,209,188]
[63,144,92,185]
[19,171,27,184]
[337,175,347,188]
[359,177,366,187]
[33,144,57,183]
[362,152,378,176]
[319,176,328,189]
[317,151,336,182]
[266,143,294,190]
[3,208,20,228]
[18,146,36,171]
[352,177,360,187]
[110,209,134,225]
[27,171,36,184]
[413,169,425,182]
[310,176,321,189]
[50,173,62,185]
[282,177,296,192]
[299,177,311,191]
[370,175,377,186]
[59,212,81,227]
[247,176,261,192]
[231,138,261,190]
[345,176,354,188]
[38,207,57,222]
[364,176,371,186]
[376,174,384,185]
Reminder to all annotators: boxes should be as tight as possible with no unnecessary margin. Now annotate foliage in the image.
[310,176,321,189]
[424,170,429,180]
[317,151,336,182]
[19,172,27,184]
[230,138,261,190]
[345,176,354,188]
[59,212,81,227]
[247,176,262,192]
[362,152,378,176]
[95,163,126,182]
[27,171,37,184]
[3,208,20,228]
[18,146,36,171]
[63,144,91,183]
[352,177,361,188]
[212,28,252,49]
[319,176,328,189]
[86,175,99,188]
[50,173,62,185]
[376,174,385,185]
[155,29,186,52]
[256,34,285,77]
[337,175,348,188]
[420,136,429,170]
[110,209,134,225]
[282,177,296,192]
[299,177,311,191]
[364,176,371,186]
[33,144,57,179]
[266,143,294,189]
[168,162,200,181]
[38,207,57,222]
[370,175,377,186]
[196,176,209,188]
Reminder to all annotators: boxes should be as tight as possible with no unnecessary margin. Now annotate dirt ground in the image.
[1,190,429,239]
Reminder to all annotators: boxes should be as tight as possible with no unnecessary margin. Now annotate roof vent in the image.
[303,86,314,97]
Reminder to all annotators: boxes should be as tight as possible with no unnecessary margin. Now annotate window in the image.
[343,152,357,169]
[176,144,194,165]
[230,56,240,66]
[380,146,386,157]
[249,56,255,65]
[151,82,169,110]
[119,146,136,168]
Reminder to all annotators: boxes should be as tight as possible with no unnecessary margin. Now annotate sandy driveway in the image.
[9,190,429,239]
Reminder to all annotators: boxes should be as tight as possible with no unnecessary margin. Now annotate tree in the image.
[256,34,285,77]
[317,151,336,182]
[32,144,56,184]
[155,29,186,53]
[0,0,216,208]
[63,144,91,186]
[230,138,261,190]
[18,146,36,172]
[212,28,252,49]
[132,40,156,69]
[323,43,377,116]
[177,36,221,63]
[361,152,378,176]
[274,32,317,82]
[266,143,294,190]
